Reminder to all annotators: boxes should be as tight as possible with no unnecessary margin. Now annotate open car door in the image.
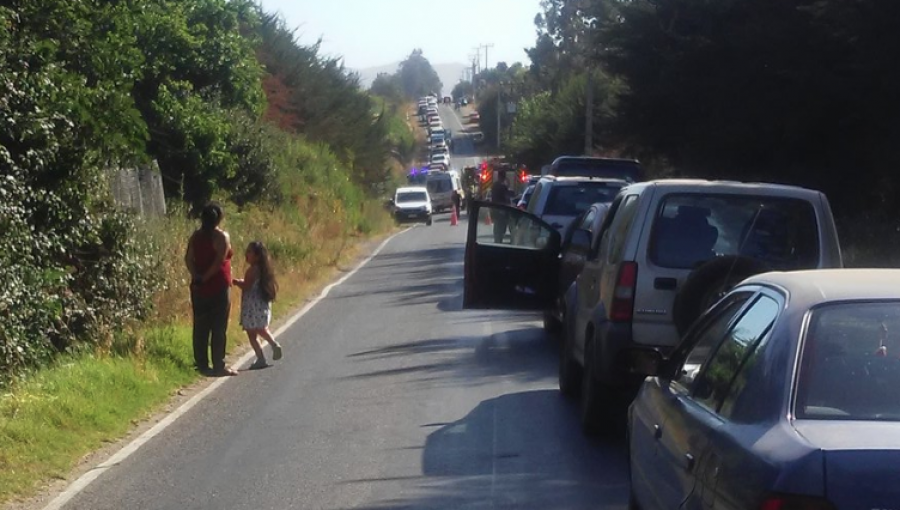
[464,201,561,310]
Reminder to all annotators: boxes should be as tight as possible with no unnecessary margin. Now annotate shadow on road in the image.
[344,390,630,510]
[345,327,557,388]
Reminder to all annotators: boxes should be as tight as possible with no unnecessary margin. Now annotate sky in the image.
[256,0,544,71]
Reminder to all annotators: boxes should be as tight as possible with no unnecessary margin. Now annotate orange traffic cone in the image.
[450,204,458,226]
[484,210,492,226]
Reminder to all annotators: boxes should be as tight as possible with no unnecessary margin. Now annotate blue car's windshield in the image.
[797,301,900,421]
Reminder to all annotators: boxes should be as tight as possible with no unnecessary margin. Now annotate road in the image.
[57,110,630,510]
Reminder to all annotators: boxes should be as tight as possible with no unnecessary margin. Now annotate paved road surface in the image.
[60,133,629,510]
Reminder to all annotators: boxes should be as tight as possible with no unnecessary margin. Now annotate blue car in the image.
[627,269,900,510]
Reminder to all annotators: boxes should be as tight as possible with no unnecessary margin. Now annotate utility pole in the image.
[584,70,594,155]
[496,82,502,149]
[480,43,494,71]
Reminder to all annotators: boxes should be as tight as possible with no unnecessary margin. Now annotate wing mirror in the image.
[619,348,674,378]
[570,228,591,252]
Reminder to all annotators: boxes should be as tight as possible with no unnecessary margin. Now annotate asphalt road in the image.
[59,124,629,510]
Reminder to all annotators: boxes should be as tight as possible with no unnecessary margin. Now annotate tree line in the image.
[467,0,900,225]
[0,0,410,382]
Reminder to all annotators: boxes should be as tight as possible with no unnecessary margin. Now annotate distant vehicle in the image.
[544,156,644,183]
[392,186,432,226]
[430,153,450,170]
[443,96,452,104]
[460,97,469,106]
[426,171,462,213]
[629,269,900,510]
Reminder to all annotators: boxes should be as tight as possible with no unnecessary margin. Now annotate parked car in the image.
[525,176,625,234]
[543,156,644,183]
[392,187,432,226]
[463,180,843,434]
[515,184,536,210]
[430,153,450,170]
[628,269,900,510]
[543,202,612,334]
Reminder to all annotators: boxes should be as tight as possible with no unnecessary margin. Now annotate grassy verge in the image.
[0,198,395,505]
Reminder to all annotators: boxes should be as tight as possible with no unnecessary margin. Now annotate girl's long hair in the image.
[248,241,278,302]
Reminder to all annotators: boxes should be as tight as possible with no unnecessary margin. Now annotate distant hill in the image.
[355,61,468,96]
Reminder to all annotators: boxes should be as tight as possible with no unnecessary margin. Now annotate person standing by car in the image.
[490,171,513,242]
[184,203,238,377]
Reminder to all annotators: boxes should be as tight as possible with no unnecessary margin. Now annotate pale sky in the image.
[257,0,543,71]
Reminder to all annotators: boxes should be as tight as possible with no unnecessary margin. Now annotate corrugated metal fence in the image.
[109,161,166,217]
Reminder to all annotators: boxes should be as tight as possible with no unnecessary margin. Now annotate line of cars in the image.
[462,156,900,508]
[391,97,466,226]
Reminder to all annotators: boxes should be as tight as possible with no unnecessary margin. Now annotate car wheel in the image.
[580,339,605,435]
[426,217,433,226]
[672,255,770,335]
[558,323,581,397]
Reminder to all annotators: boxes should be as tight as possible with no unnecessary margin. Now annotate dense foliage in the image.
[368,49,443,100]
[0,0,407,384]
[494,0,900,223]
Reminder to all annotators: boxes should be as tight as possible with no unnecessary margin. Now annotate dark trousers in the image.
[191,288,230,371]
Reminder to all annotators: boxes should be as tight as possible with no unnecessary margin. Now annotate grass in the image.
[0,327,196,499]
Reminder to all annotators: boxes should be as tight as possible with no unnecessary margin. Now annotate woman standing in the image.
[184,203,238,376]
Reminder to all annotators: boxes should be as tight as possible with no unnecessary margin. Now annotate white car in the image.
[392,187,432,226]
[430,153,450,168]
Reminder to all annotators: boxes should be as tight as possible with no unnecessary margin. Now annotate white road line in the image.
[42,228,412,510]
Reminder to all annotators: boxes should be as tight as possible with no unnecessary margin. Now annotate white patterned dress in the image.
[240,280,271,330]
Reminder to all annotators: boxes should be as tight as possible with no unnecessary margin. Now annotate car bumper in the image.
[394,210,431,222]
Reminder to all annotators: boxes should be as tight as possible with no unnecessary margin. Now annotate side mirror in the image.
[619,348,670,378]
[570,228,591,252]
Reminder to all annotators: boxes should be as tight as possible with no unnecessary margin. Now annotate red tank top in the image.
[192,230,232,297]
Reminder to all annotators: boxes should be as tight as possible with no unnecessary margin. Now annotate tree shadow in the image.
[342,390,630,510]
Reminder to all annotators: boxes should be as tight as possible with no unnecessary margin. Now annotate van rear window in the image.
[649,194,819,270]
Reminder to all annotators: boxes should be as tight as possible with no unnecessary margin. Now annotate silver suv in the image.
[463,180,843,433]
[525,176,626,234]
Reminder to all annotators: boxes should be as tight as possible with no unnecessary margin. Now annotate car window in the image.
[673,292,756,392]
[542,183,623,216]
[649,194,819,270]
[604,195,639,264]
[526,183,544,214]
[427,179,452,193]
[692,295,780,412]
[397,192,427,203]
[474,204,555,249]
[579,209,596,230]
[797,301,900,421]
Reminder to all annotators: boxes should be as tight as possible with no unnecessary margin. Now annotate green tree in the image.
[397,49,442,98]
[370,72,403,101]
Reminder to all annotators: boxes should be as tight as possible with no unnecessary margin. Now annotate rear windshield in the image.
[427,179,452,193]
[797,302,900,421]
[397,192,427,203]
[543,182,623,216]
[649,194,819,270]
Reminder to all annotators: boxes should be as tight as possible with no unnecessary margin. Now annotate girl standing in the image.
[233,241,283,369]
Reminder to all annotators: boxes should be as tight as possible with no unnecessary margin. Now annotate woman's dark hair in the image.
[200,202,224,232]
[248,241,278,302]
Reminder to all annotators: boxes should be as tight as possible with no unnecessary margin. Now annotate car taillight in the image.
[610,262,637,322]
[759,494,836,510]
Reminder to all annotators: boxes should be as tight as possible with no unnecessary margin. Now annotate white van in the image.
[426,170,465,213]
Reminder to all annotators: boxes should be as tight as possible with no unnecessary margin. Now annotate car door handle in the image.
[685,453,696,472]
[653,424,662,440]
[654,277,677,290]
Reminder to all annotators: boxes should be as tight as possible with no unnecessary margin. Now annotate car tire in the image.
[580,339,605,435]
[672,255,770,335]
[558,323,581,397]
[426,217,433,226]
